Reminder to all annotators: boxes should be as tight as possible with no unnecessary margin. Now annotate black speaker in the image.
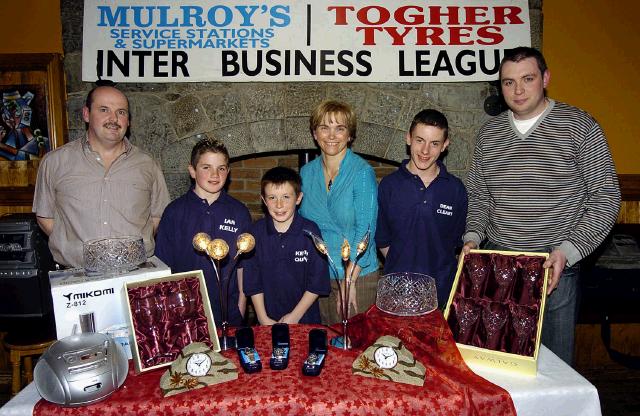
[484,94,507,116]
[0,213,54,319]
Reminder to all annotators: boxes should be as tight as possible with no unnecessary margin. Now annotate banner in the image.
[82,0,531,83]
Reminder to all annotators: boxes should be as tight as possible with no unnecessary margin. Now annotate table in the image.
[1,308,601,416]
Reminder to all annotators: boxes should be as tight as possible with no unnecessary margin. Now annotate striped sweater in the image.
[464,99,621,266]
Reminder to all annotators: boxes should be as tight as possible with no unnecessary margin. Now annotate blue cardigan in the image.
[299,149,378,279]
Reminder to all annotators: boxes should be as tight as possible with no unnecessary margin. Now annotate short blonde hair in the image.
[309,100,357,140]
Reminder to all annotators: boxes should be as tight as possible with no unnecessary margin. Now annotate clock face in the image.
[374,346,398,369]
[186,352,212,377]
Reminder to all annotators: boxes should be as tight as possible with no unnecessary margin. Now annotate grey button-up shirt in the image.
[33,137,170,267]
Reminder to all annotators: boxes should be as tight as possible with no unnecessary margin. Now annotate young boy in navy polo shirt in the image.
[243,167,330,325]
[376,109,468,306]
[155,138,252,327]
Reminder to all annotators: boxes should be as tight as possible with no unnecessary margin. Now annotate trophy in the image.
[305,228,370,350]
[193,232,256,350]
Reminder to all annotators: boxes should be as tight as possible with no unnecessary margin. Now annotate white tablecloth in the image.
[0,345,600,416]
[468,345,601,416]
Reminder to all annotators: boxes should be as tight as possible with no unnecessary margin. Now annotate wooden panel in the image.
[617,174,640,224]
[575,323,640,370]
[0,205,32,217]
[0,160,40,188]
[618,201,640,224]
[619,174,640,201]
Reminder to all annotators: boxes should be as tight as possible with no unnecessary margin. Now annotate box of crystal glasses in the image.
[123,270,219,373]
[49,256,170,359]
[444,249,549,376]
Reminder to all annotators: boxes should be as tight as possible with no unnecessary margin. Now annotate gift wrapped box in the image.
[123,270,219,373]
[444,249,549,376]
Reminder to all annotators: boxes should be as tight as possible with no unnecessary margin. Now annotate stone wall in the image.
[61,0,542,204]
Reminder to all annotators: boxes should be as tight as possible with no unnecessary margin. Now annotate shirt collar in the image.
[82,135,132,156]
[399,159,451,181]
[187,187,231,206]
[265,210,304,236]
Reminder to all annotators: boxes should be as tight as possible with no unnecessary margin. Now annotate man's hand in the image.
[462,241,478,255]
[543,249,567,295]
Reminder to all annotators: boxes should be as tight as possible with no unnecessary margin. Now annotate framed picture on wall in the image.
[0,53,66,209]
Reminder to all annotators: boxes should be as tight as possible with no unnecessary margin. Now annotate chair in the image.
[4,333,55,396]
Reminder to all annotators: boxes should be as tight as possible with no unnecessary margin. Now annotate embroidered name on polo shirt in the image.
[294,250,309,262]
[436,203,453,216]
[219,218,238,233]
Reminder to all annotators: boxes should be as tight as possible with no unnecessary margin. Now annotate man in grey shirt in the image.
[463,47,620,365]
[33,84,170,268]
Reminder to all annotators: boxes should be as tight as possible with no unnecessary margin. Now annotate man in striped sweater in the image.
[462,47,621,365]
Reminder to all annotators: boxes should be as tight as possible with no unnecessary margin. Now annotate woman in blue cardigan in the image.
[299,100,379,325]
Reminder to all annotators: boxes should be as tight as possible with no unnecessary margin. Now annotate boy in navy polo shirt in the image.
[243,167,330,325]
[376,109,468,307]
[155,138,252,327]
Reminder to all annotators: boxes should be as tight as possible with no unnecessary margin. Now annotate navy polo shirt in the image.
[243,213,330,324]
[376,160,468,306]
[155,188,252,327]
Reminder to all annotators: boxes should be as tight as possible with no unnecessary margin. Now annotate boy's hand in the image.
[278,313,300,325]
[259,316,278,326]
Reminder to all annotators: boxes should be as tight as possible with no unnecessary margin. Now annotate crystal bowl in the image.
[376,272,438,316]
[83,236,146,274]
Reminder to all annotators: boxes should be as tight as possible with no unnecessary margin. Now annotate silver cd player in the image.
[34,332,128,407]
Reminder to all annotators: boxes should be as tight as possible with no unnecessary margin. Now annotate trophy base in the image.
[330,335,350,349]
[219,335,236,351]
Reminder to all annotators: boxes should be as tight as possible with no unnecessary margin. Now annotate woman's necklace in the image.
[322,160,339,192]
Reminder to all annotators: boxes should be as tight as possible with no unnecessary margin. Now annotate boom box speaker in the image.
[34,333,128,406]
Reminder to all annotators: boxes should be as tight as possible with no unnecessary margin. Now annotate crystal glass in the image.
[510,304,538,356]
[133,295,163,327]
[465,254,490,298]
[376,272,438,316]
[481,301,508,350]
[166,290,198,348]
[455,297,481,345]
[167,290,197,318]
[492,255,516,301]
[133,295,163,363]
[83,236,146,274]
[519,257,542,305]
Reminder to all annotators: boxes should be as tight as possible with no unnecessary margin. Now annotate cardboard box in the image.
[444,249,549,376]
[49,257,170,358]
[123,270,219,373]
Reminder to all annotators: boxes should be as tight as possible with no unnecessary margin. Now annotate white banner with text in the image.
[82,0,531,83]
